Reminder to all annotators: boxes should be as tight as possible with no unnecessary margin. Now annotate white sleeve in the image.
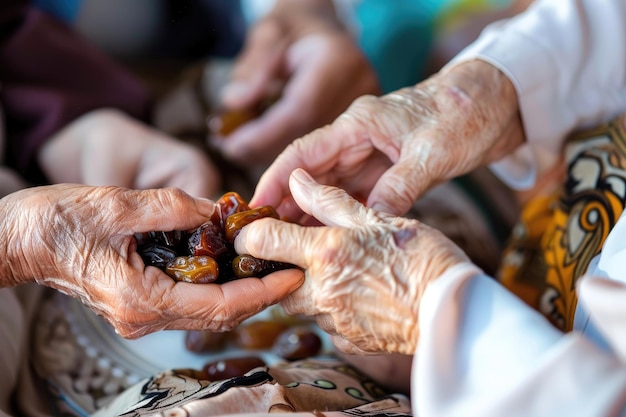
[447,0,626,189]
[413,263,626,417]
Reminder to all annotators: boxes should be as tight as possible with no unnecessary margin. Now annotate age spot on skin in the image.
[392,228,417,249]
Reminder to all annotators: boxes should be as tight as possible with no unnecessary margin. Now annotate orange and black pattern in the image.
[497,115,626,331]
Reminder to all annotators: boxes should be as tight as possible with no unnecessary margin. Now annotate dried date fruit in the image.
[232,254,293,278]
[216,191,250,224]
[187,221,231,261]
[224,206,279,243]
[148,230,186,248]
[272,326,322,360]
[208,108,258,137]
[208,94,279,137]
[138,191,296,285]
[138,243,177,269]
[185,329,231,353]
[202,356,267,381]
[165,256,219,284]
[234,320,289,350]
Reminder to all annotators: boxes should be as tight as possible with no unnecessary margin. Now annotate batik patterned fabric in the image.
[497,115,626,331]
[92,359,410,417]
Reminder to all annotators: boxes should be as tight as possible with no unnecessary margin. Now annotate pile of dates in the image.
[186,318,323,362]
[136,191,293,284]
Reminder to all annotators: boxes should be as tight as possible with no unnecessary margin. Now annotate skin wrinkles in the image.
[2,183,306,339]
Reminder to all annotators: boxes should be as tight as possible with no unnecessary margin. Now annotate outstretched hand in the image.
[236,169,471,354]
[211,0,379,168]
[39,109,221,198]
[251,59,523,218]
[0,185,303,338]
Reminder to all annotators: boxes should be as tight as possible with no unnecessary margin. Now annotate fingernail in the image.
[371,202,391,213]
[196,198,217,217]
[290,168,314,185]
[289,169,314,203]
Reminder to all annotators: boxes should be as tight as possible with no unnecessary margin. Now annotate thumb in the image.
[289,168,384,227]
[234,217,317,268]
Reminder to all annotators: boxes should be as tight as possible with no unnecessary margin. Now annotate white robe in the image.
[416,1,626,415]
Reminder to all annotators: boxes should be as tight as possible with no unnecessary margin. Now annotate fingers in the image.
[113,268,304,338]
[250,124,347,209]
[222,20,289,110]
[234,217,317,268]
[367,152,428,215]
[118,188,216,234]
[289,169,382,227]
[239,171,382,265]
[213,97,303,165]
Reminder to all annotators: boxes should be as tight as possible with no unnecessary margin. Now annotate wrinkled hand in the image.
[251,59,523,218]
[211,0,379,167]
[235,169,470,354]
[39,109,221,198]
[0,185,303,338]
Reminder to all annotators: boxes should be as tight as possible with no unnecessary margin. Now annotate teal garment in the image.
[355,0,442,93]
[355,0,514,93]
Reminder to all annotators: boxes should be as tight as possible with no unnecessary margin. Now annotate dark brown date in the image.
[224,206,279,243]
[234,320,289,350]
[185,329,231,353]
[138,243,177,269]
[202,356,267,381]
[148,230,186,248]
[232,254,292,278]
[139,191,292,286]
[165,256,219,284]
[187,221,231,261]
[272,326,322,360]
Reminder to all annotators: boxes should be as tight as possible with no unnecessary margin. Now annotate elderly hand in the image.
[235,169,470,354]
[38,109,221,198]
[251,59,524,217]
[211,0,379,168]
[0,185,303,338]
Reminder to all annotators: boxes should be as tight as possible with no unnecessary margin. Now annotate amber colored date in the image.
[138,191,292,285]
[208,93,279,137]
[202,356,267,381]
[166,256,219,284]
[232,254,292,278]
[272,326,322,360]
[185,329,231,353]
[224,206,279,243]
[208,108,258,137]
[216,191,251,223]
[234,320,290,350]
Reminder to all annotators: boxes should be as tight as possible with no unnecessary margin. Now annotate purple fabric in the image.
[0,0,152,184]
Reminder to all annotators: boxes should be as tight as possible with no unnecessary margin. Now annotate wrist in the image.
[440,59,525,161]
